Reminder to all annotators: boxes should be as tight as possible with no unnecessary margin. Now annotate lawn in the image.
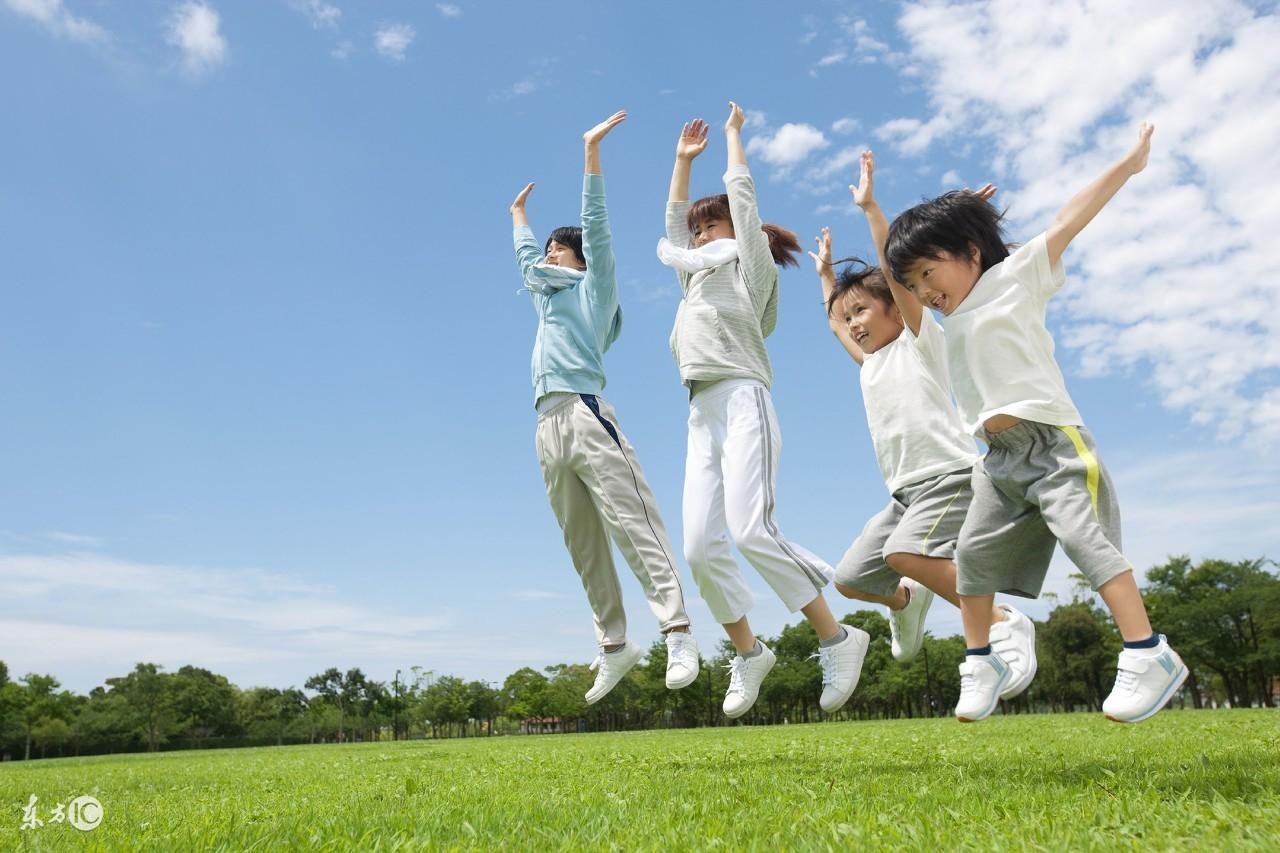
[2,709,1277,851]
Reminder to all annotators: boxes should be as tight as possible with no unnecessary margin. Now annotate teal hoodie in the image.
[514,173,624,407]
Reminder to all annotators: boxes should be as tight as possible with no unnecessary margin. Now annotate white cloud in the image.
[881,0,1280,442]
[743,109,768,130]
[746,122,830,169]
[831,117,860,135]
[436,3,462,17]
[330,39,354,60]
[374,22,415,61]
[0,551,472,692]
[290,0,340,29]
[940,168,962,186]
[3,0,107,43]
[166,1,226,77]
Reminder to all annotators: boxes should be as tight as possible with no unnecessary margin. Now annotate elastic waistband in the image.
[536,392,584,419]
[689,377,763,406]
[983,420,1085,450]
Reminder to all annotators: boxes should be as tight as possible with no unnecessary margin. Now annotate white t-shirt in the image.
[861,310,978,493]
[942,233,1083,437]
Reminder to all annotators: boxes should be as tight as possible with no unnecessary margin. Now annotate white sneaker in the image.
[722,643,776,719]
[1103,636,1188,723]
[955,653,1012,722]
[585,641,644,704]
[816,626,871,712]
[989,605,1037,699]
[889,579,934,662]
[665,631,700,689]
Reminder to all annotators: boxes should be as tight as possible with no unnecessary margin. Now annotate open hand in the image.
[971,182,997,201]
[676,119,709,160]
[509,182,534,214]
[1123,122,1154,176]
[726,101,746,133]
[849,150,875,209]
[584,110,627,146]
[807,227,834,275]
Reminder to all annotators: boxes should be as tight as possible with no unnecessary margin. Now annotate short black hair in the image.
[825,257,892,316]
[545,226,585,264]
[884,191,1008,283]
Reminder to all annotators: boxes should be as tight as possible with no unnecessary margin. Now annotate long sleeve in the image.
[665,199,693,290]
[581,173,617,309]
[724,165,778,314]
[514,225,542,278]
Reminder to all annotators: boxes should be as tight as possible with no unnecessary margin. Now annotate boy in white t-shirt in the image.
[884,124,1187,723]
[808,152,1036,702]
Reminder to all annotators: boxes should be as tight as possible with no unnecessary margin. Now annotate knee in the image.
[727,515,770,558]
[834,581,861,600]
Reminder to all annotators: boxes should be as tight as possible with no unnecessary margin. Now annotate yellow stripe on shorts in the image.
[921,483,966,554]
[1057,425,1100,520]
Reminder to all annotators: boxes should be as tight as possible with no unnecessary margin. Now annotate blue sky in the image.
[3,0,1277,694]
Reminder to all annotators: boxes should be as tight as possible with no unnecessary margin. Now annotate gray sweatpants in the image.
[956,421,1131,598]
[536,394,690,645]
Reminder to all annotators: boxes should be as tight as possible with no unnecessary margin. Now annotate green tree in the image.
[169,666,241,746]
[1143,556,1280,707]
[1034,602,1119,712]
[105,663,176,752]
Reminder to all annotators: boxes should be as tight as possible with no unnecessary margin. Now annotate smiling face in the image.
[544,240,586,271]
[834,287,903,355]
[692,217,735,248]
[898,246,983,315]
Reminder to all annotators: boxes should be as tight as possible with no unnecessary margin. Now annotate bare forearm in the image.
[585,142,602,177]
[863,200,923,333]
[511,209,529,228]
[1047,157,1136,265]
[669,158,693,203]
[726,128,746,168]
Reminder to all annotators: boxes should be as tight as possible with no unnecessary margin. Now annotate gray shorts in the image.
[956,421,1131,598]
[835,468,973,597]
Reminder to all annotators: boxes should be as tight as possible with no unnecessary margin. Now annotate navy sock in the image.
[1123,633,1160,650]
[966,645,992,656]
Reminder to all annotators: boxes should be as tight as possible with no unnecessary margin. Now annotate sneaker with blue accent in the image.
[955,653,1012,722]
[989,604,1037,699]
[1103,636,1187,723]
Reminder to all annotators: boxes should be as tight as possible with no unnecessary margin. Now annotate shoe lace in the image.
[959,669,978,696]
[725,658,746,696]
[589,653,603,673]
[1114,664,1140,694]
[809,649,835,687]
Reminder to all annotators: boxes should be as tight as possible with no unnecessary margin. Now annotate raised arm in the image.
[584,110,625,177]
[580,111,625,289]
[510,182,541,277]
[809,226,864,366]
[850,150,923,336]
[1046,122,1152,267]
[668,119,708,204]
[723,101,777,308]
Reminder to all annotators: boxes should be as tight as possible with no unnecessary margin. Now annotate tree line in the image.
[2,555,1275,761]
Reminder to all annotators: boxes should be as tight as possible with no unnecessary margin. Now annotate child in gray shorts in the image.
[807,151,1037,698]
[884,123,1186,724]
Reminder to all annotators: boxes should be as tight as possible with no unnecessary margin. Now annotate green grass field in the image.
[2,709,1277,851]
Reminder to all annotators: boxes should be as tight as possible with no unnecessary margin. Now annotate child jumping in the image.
[511,110,699,704]
[883,123,1187,723]
[659,102,868,719]
[809,152,1036,702]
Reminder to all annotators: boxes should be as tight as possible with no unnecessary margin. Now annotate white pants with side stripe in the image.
[682,379,832,623]
[536,394,690,646]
